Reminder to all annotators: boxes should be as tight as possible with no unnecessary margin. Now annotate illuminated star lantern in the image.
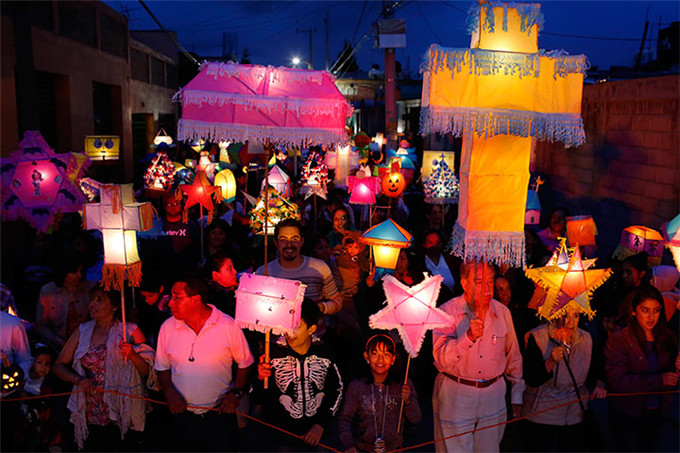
[249,186,301,235]
[347,165,381,205]
[83,184,154,290]
[369,274,452,357]
[525,240,612,321]
[235,273,307,336]
[299,150,329,199]
[179,170,221,223]
[423,155,459,205]
[612,225,665,267]
[421,2,588,267]
[1,130,87,232]
[662,214,680,272]
[261,164,292,198]
[566,215,598,247]
[361,219,413,269]
[143,145,175,192]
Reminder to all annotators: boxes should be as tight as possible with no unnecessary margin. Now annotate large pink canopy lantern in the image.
[176,62,353,147]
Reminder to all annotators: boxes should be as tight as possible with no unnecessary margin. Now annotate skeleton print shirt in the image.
[259,339,343,436]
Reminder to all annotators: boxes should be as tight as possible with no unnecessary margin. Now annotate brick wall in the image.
[534,75,679,260]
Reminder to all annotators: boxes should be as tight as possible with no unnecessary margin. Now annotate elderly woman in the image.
[605,285,679,452]
[54,285,157,451]
[521,306,607,452]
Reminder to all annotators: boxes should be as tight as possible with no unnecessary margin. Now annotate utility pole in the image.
[324,11,330,71]
[296,27,316,69]
[382,0,398,147]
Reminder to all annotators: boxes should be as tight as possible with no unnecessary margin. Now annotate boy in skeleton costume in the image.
[257,299,343,450]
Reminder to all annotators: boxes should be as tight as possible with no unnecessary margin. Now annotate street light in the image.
[291,56,311,69]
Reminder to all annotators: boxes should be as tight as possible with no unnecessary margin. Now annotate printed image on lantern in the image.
[143,145,175,192]
[347,165,381,205]
[249,186,301,235]
[423,156,459,205]
[381,161,406,198]
[421,151,455,180]
[1,131,88,232]
[612,225,665,266]
[83,184,154,290]
[235,273,307,335]
[84,136,120,161]
[299,150,329,199]
[421,2,587,268]
[214,168,237,203]
[526,239,612,321]
[361,219,412,269]
[179,170,221,224]
[261,164,292,198]
[662,214,680,272]
[566,215,597,247]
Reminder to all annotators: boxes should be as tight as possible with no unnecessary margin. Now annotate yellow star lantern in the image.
[525,240,612,321]
[179,170,221,223]
[421,2,588,267]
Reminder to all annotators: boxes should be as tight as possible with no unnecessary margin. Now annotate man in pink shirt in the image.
[432,260,524,452]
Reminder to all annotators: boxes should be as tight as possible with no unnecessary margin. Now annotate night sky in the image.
[107,0,680,74]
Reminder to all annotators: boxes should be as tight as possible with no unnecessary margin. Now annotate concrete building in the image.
[1,0,178,181]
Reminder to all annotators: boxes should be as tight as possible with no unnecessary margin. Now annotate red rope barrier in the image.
[2,388,678,453]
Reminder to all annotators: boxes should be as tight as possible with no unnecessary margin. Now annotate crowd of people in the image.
[1,148,679,453]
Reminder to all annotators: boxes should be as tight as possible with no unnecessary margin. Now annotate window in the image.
[58,1,96,48]
[151,57,165,86]
[100,13,127,58]
[130,49,149,82]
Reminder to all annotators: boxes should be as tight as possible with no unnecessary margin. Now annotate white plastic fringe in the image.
[179,90,352,118]
[447,222,526,268]
[202,61,329,85]
[235,320,294,337]
[420,106,586,148]
[177,119,349,147]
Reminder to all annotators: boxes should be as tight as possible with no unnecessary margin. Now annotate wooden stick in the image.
[263,142,271,277]
[397,355,411,433]
[264,330,270,389]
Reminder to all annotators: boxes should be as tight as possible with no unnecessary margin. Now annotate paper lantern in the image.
[422,2,587,268]
[1,363,24,392]
[525,190,541,225]
[347,165,381,205]
[1,131,88,232]
[261,165,292,198]
[423,155,459,205]
[566,215,597,247]
[179,170,221,224]
[299,150,329,199]
[83,184,154,290]
[361,219,412,269]
[381,161,406,198]
[421,151,455,180]
[525,240,612,321]
[249,186,301,235]
[612,225,664,266]
[84,136,120,161]
[235,273,307,335]
[369,274,452,357]
[214,169,237,203]
[191,139,205,153]
[143,149,175,191]
[153,129,174,147]
[662,214,680,272]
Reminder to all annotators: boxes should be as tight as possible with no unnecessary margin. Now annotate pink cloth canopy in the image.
[176,62,353,147]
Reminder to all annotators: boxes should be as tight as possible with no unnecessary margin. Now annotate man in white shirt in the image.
[432,260,524,452]
[155,275,254,451]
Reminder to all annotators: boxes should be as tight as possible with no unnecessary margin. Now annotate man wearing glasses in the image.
[256,219,342,315]
[155,275,254,451]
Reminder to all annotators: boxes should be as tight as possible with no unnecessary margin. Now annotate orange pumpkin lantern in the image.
[382,161,406,198]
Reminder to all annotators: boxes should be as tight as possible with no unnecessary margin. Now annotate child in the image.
[16,344,61,451]
[338,334,421,453]
[256,299,344,451]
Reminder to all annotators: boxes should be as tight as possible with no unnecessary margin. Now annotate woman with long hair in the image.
[605,285,680,452]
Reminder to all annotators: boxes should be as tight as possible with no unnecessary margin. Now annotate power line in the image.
[137,0,199,66]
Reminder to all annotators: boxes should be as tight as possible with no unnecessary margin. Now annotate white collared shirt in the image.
[155,305,254,414]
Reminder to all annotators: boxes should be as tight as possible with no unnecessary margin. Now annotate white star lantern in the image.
[369,274,452,357]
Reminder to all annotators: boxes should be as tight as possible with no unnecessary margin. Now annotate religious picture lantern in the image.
[420,2,587,267]
[347,165,381,205]
[361,219,413,269]
[423,155,459,205]
[214,168,237,203]
[299,150,329,199]
[83,184,154,290]
[662,214,680,272]
[421,151,455,180]
[566,215,598,247]
[613,225,664,266]
[143,144,175,192]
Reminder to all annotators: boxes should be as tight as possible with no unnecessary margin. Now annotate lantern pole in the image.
[199,204,205,265]
[396,354,411,433]
[313,194,318,232]
[263,140,273,389]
